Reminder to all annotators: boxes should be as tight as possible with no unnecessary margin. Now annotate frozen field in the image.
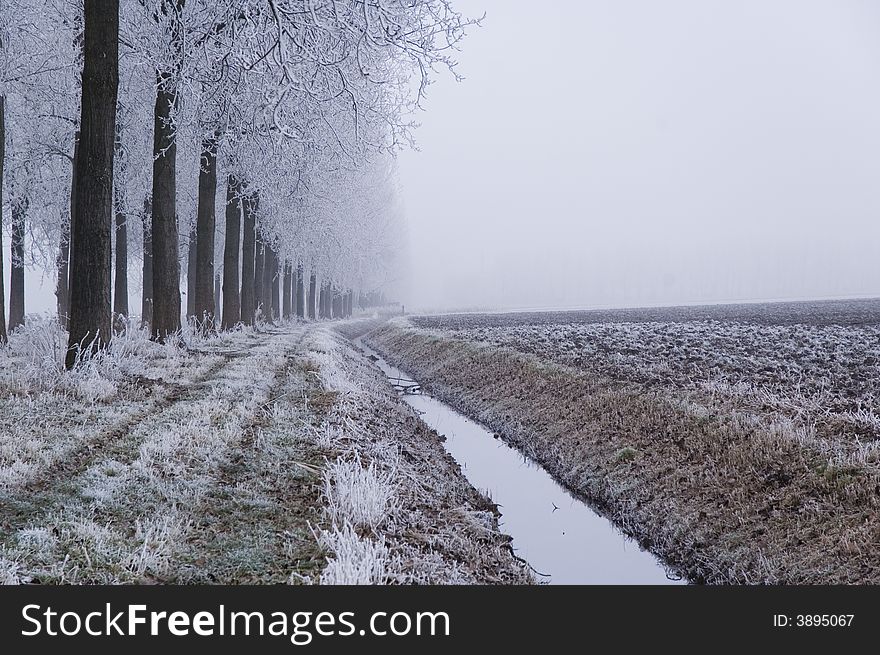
[415,298,880,328]
[413,299,880,444]
[368,299,880,583]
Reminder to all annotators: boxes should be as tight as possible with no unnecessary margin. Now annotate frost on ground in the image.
[316,524,388,585]
[0,317,327,583]
[304,325,532,585]
[368,302,880,584]
[322,453,398,532]
[0,316,529,585]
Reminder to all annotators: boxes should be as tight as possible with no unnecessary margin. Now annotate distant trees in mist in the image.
[0,0,473,359]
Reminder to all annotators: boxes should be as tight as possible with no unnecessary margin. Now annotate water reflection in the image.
[358,339,684,585]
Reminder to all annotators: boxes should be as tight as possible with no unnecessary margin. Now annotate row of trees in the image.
[0,0,470,360]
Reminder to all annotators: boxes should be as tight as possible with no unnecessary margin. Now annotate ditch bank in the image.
[361,319,879,584]
[355,337,679,584]
[313,325,532,584]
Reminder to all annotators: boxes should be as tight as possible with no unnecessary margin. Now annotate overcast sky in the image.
[399,0,880,311]
[9,1,880,317]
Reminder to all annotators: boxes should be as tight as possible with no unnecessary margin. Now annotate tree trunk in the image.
[112,119,127,324]
[8,198,26,331]
[213,272,221,326]
[240,192,256,325]
[282,262,292,319]
[308,272,316,320]
[261,243,270,321]
[254,232,265,321]
[113,195,128,319]
[290,262,297,318]
[221,174,241,329]
[56,219,71,328]
[186,223,196,319]
[194,136,218,324]
[319,283,327,320]
[65,0,118,367]
[261,243,271,321]
[262,243,272,321]
[56,132,77,330]
[296,263,304,319]
[141,195,153,328]
[267,245,279,322]
[316,283,323,319]
[150,72,181,341]
[0,95,5,344]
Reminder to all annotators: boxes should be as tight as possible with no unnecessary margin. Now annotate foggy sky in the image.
[8,0,880,318]
[399,0,880,312]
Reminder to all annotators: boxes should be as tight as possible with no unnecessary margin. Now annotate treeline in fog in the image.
[0,0,473,364]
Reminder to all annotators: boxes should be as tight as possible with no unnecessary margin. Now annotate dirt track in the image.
[0,322,529,585]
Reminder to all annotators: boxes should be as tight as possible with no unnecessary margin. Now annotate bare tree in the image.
[213,271,221,323]
[295,262,304,319]
[282,261,291,319]
[8,195,26,331]
[3,0,80,334]
[65,0,119,367]
[240,190,256,325]
[194,134,219,324]
[221,173,241,328]
[113,202,128,319]
[141,195,153,327]
[186,223,196,318]
[269,244,280,322]
[1,0,471,345]
[113,119,128,320]
[253,229,265,321]
[307,272,316,320]
[56,132,77,330]
[149,0,184,340]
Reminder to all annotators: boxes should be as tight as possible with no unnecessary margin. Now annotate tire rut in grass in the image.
[0,343,259,541]
[168,329,328,583]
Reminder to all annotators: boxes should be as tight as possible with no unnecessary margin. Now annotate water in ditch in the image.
[357,339,684,585]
